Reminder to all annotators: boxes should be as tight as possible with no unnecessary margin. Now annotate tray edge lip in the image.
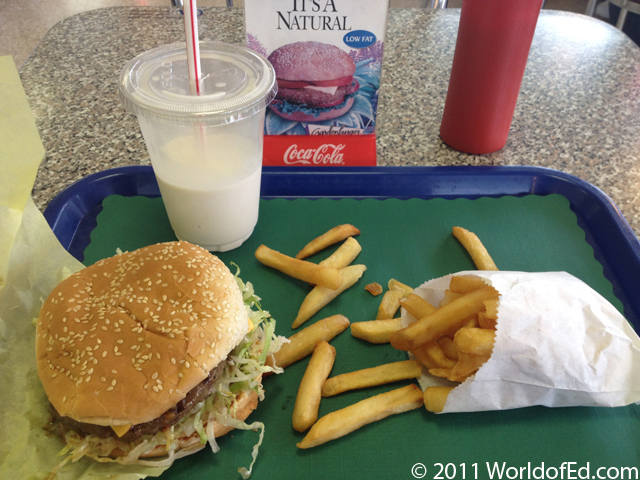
[43,164,634,244]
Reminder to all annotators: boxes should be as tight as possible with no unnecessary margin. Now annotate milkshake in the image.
[151,133,263,251]
[119,41,277,251]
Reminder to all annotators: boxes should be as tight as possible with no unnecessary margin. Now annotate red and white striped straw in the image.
[183,0,202,95]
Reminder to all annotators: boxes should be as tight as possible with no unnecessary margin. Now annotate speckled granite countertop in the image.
[18,7,640,235]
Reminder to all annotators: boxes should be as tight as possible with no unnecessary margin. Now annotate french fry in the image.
[296,224,361,260]
[375,279,415,320]
[424,386,455,413]
[318,237,362,270]
[350,318,403,344]
[269,315,349,369]
[296,384,424,449]
[410,346,438,369]
[448,351,491,382]
[478,311,497,330]
[293,265,367,328]
[419,340,457,369]
[483,298,499,319]
[462,315,479,329]
[452,226,499,271]
[428,367,453,379]
[389,286,499,351]
[364,282,383,296]
[376,289,405,320]
[447,325,496,382]
[293,341,336,432]
[449,275,488,294]
[321,360,423,397]
[255,245,342,290]
[400,293,437,319]
[454,327,496,356]
[372,280,412,320]
[439,290,463,307]
[438,336,459,361]
[389,279,414,296]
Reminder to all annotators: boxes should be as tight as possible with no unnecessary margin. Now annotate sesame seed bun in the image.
[36,241,249,427]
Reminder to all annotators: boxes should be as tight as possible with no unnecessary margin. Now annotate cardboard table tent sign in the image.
[244,0,388,166]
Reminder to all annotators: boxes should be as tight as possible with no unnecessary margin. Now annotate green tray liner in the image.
[82,194,640,479]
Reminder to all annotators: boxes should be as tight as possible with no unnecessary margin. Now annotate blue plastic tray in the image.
[44,165,640,330]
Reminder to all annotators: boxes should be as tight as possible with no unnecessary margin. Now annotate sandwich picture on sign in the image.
[245,0,388,136]
[249,38,381,136]
[268,41,360,123]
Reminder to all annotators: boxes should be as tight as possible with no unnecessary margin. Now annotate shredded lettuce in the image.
[273,91,358,118]
[214,414,265,480]
[259,319,276,365]
[51,266,286,478]
[192,408,207,445]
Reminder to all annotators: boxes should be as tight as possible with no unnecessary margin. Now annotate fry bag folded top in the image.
[404,271,640,413]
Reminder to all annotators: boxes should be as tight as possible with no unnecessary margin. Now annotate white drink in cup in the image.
[118,42,277,251]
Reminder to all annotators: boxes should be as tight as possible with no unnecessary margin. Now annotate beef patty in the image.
[50,361,226,443]
[276,80,359,108]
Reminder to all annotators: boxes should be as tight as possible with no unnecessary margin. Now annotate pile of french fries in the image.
[347,226,501,413]
[392,274,499,412]
[256,224,502,449]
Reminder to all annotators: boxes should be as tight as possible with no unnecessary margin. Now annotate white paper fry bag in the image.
[403,271,640,413]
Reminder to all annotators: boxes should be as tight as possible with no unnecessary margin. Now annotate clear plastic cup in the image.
[119,41,277,251]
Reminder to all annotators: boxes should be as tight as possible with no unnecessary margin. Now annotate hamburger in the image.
[36,241,280,474]
[267,41,359,123]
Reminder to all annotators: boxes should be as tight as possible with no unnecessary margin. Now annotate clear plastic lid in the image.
[119,41,277,126]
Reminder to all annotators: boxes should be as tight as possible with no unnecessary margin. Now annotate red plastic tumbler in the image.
[440,0,544,154]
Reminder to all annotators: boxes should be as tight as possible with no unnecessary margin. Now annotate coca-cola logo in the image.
[284,143,346,165]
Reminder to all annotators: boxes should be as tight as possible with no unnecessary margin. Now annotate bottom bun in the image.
[111,388,260,459]
[270,96,355,123]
